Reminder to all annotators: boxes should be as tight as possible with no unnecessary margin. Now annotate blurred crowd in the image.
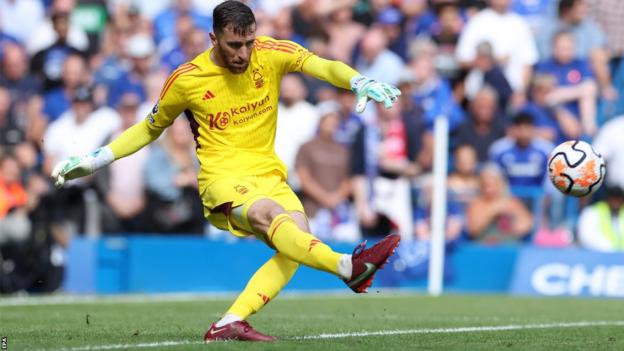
[1,0,624,292]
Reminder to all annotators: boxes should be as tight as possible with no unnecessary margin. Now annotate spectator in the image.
[0,43,40,121]
[456,0,538,94]
[272,7,306,44]
[143,118,203,234]
[466,164,533,243]
[377,7,409,60]
[26,0,89,55]
[108,34,156,107]
[326,5,366,64]
[0,154,33,292]
[40,54,88,124]
[0,86,23,148]
[162,27,209,73]
[0,0,45,44]
[414,175,464,243]
[455,86,507,163]
[510,0,554,34]
[96,93,148,233]
[354,27,405,86]
[295,103,356,241]
[0,159,62,293]
[334,89,364,146]
[593,115,624,190]
[587,0,624,63]
[159,13,195,72]
[43,86,119,235]
[587,0,624,120]
[0,155,28,229]
[408,38,465,132]
[275,74,320,191]
[93,23,131,94]
[153,0,212,45]
[1,43,40,144]
[291,0,329,39]
[463,41,513,111]
[521,74,582,144]
[535,30,598,136]
[578,185,624,252]
[489,112,552,189]
[448,144,480,206]
[537,0,615,102]
[30,10,86,92]
[351,103,421,240]
[427,1,464,80]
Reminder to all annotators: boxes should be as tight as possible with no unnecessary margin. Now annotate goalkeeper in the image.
[52,0,401,342]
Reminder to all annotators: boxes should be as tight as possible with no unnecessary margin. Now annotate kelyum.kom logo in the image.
[207,95,271,130]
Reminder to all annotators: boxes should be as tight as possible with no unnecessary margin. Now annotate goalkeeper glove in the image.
[51,146,115,188]
[350,75,402,113]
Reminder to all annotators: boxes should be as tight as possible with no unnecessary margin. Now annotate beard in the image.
[215,46,249,74]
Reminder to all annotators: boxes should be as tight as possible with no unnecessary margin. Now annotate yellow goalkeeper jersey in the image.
[147,36,314,191]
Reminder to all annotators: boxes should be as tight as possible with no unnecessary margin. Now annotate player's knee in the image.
[247,198,287,233]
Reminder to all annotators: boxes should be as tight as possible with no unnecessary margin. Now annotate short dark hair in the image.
[512,112,534,126]
[213,1,256,36]
[558,0,579,17]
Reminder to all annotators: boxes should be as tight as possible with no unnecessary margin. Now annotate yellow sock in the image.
[267,214,342,275]
[226,252,298,319]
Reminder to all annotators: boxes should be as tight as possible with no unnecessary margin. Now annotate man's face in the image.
[515,123,534,147]
[553,34,575,64]
[211,24,256,74]
[471,92,496,123]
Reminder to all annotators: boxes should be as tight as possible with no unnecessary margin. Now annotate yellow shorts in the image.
[201,171,304,237]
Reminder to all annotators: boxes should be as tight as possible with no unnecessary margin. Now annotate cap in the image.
[377,7,402,26]
[73,86,93,103]
[126,34,155,58]
[316,100,341,117]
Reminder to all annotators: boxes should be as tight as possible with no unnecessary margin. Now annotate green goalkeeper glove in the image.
[350,75,402,113]
[51,146,115,189]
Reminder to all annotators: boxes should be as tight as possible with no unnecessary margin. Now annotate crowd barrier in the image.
[64,236,624,298]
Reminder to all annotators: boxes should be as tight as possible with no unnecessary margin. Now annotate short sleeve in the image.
[255,36,314,76]
[146,64,194,130]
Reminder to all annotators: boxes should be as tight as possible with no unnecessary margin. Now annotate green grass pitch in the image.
[1,293,623,350]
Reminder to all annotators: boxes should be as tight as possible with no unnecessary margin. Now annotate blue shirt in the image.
[410,79,464,132]
[108,73,146,108]
[535,58,593,117]
[42,88,70,121]
[161,46,187,73]
[489,137,552,188]
[537,19,607,60]
[354,49,404,86]
[521,102,567,144]
[153,9,212,45]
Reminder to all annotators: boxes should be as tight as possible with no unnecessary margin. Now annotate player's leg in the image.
[219,210,306,321]
[209,211,305,340]
[246,198,352,276]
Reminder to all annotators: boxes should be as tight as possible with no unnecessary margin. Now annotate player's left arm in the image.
[264,37,400,113]
[301,55,401,113]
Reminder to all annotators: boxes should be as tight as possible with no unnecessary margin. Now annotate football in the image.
[548,140,606,197]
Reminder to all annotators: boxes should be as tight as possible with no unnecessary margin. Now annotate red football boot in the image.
[344,234,401,293]
[204,321,276,342]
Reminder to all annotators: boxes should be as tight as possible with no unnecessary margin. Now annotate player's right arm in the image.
[51,65,192,188]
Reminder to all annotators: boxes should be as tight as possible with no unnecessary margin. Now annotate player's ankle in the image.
[215,313,243,327]
[338,254,353,280]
